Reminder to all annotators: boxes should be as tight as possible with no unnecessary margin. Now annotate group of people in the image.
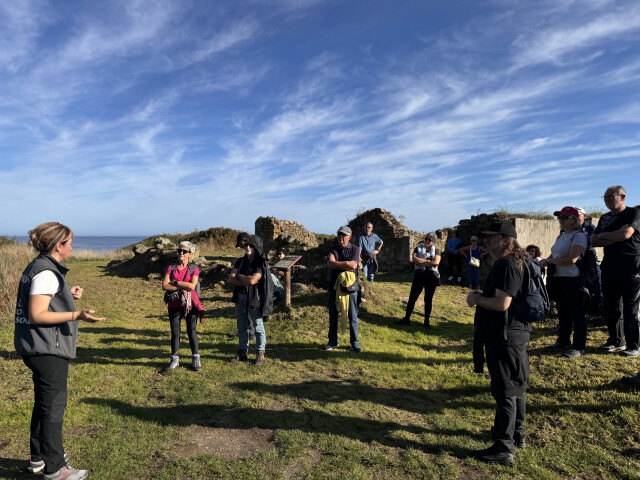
[12,184,640,476]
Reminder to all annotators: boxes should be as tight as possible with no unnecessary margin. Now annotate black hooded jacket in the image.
[232,235,274,316]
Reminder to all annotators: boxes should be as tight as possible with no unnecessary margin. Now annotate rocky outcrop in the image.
[255,217,319,257]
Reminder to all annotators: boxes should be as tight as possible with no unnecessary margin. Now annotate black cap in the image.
[479,222,517,239]
[236,232,250,247]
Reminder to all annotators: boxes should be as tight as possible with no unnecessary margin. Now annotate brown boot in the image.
[255,351,265,366]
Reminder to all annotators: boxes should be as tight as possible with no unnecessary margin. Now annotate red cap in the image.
[553,206,579,218]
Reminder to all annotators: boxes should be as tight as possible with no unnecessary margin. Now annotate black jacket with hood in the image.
[232,235,274,317]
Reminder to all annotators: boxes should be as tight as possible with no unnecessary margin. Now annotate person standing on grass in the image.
[590,186,640,367]
[467,222,528,466]
[161,241,204,373]
[325,225,361,352]
[358,222,383,285]
[396,232,441,328]
[457,236,487,289]
[14,222,105,480]
[445,230,463,283]
[539,207,588,359]
[228,235,273,365]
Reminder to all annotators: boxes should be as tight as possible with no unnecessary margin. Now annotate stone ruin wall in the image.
[255,216,318,258]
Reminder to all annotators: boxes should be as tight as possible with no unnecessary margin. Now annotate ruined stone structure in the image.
[347,208,427,272]
[255,216,319,257]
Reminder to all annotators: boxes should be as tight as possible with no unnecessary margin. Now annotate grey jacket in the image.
[14,254,79,359]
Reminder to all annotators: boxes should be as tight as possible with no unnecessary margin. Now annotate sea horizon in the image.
[9,235,147,252]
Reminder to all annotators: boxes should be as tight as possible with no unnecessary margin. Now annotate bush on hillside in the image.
[0,242,34,325]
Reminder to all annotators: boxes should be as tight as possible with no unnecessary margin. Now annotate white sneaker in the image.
[28,454,70,474]
[448,276,453,281]
[163,355,179,374]
[43,464,89,480]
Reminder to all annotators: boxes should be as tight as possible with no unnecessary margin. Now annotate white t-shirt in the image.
[551,231,587,277]
[30,270,60,295]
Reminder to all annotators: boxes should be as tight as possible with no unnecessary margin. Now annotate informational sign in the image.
[273,255,302,270]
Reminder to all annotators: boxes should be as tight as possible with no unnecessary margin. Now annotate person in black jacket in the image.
[227,235,273,365]
[467,222,528,466]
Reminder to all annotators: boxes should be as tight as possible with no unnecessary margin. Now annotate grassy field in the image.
[1,249,640,479]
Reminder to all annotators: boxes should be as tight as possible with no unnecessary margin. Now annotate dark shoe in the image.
[423,322,431,329]
[545,341,570,351]
[395,317,410,325]
[473,445,515,466]
[324,343,338,351]
[255,351,265,366]
[514,437,526,449]
[350,345,361,353]
[622,373,640,386]
[230,350,248,363]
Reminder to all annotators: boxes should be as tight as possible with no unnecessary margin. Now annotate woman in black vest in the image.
[14,222,105,480]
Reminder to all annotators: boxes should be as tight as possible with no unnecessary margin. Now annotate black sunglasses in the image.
[177,249,190,254]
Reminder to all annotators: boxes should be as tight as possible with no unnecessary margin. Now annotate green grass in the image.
[1,252,639,479]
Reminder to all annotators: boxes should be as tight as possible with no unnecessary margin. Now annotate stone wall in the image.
[255,216,319,257]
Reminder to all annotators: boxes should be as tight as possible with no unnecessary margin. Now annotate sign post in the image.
[273,255,302,306]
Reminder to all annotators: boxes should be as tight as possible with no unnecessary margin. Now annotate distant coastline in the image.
[10,236,146,252]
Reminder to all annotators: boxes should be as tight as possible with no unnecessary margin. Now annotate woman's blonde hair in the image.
[29,222,74,254]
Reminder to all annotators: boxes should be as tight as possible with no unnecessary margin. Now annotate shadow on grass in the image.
[81,397,477,458]
[0,458,31,480]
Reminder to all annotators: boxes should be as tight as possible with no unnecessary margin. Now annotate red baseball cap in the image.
[553,206,579,218]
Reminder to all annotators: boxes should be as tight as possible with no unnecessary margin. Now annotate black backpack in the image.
[514,258,550,323]
[170,264,200,296]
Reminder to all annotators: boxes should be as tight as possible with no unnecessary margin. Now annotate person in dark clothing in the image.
[591,186,640,363]
[396,232,441,328]
[467,222,528,466]
[14,222,105,480]
[228,235,273,365]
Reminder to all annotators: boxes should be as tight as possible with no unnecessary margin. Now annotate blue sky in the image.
[2,0,640,236]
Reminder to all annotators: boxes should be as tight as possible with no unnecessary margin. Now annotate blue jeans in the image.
[328,289,359,348]
[362,263,375,284]
[467,265,480,288]
[235,293,266,352]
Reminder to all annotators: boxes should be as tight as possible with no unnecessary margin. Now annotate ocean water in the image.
[12,236,147,252]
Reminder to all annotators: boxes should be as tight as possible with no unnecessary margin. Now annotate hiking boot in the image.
[324,343,338,351]
[28,454,70,474]
[621,348,640,358]
[255,351,265,366]
[423,322,431,329]
[545,341,570,351]
[163,355,179,374]
[514,437,526,449]
[43,464,89,480]
[473,445,515,466]
[395,317,410,325]
[192,354,201,371]
[564,349,585,358]
[599,343,626,353]
[230,350,248,363]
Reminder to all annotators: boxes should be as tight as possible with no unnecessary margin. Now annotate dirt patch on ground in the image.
[169,425,276,460]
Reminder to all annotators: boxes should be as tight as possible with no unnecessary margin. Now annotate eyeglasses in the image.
[177,249,190,254]
[602,194,621,200]
[557,216,570,220]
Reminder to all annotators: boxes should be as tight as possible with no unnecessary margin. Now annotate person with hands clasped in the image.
[14,222,105,480]
[539,207,588,358]
[162,241,204,373]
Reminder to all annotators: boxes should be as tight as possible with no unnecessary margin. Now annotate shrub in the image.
[0,242,34,325]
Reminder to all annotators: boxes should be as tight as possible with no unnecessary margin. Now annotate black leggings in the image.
[168,307,199,355]
[23,355,69,474]
[405,270,438,325]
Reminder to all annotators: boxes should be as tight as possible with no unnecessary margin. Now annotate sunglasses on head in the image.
[177,249,190,254]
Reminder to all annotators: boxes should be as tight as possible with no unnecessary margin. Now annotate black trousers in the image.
[405,270,438,325]
[602,271,640,350]
[485,343,528,453]
[168,307,199,355]
[554,276,587,350]
[22,355,69,474]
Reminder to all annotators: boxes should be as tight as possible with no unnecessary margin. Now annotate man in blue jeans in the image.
[358,222,383,285]
[325,225,361,352]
